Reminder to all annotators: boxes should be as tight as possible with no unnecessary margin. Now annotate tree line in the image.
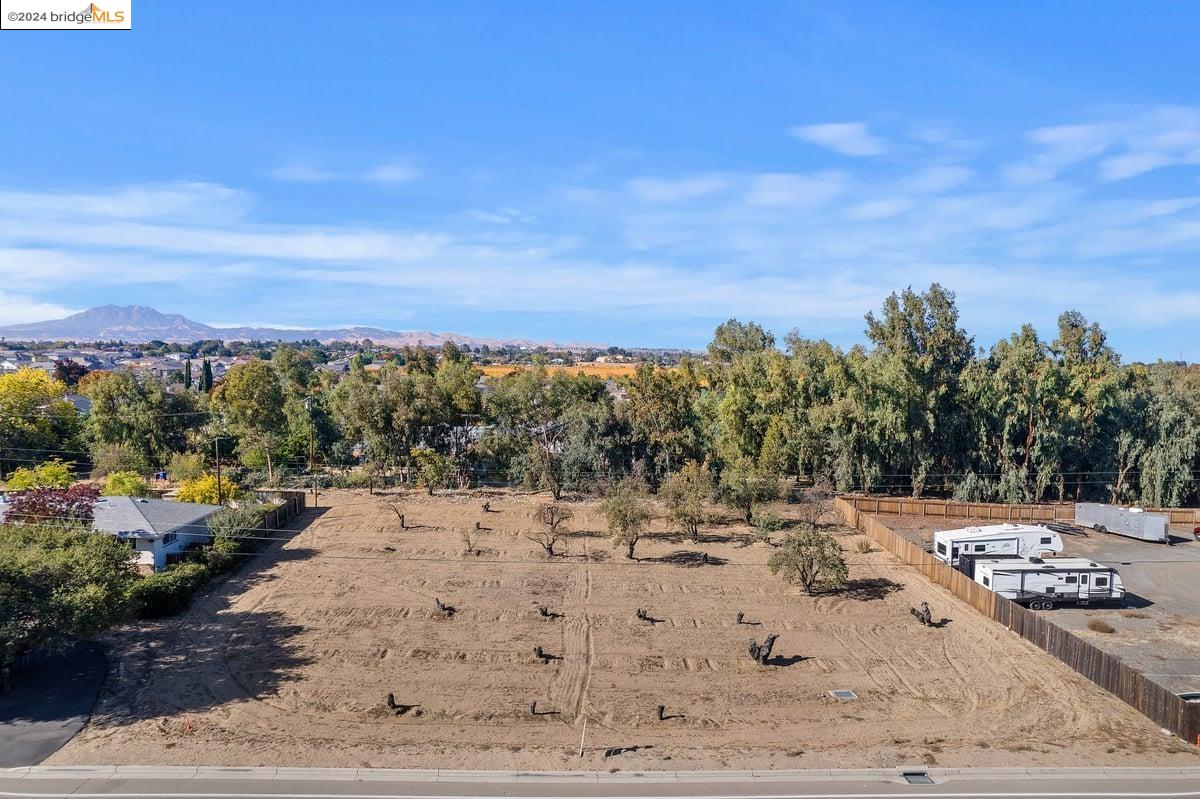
[2,283,1198,507]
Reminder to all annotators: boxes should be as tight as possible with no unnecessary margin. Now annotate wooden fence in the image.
[835,497,1200,746]
[842,496,1200,526]
[254,490,307,531]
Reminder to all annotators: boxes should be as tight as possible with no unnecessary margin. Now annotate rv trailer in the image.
[1075,503,1169,543]
[973,557,1125,609]
[932,524,1063,571]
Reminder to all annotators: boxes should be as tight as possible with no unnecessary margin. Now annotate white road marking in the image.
[3,791,1200,799]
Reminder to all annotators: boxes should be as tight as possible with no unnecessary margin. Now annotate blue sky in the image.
[1,2,1199,359]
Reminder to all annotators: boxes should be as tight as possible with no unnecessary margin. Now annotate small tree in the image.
[659,461,713,542]
[600,477,652,560]
[410,447,456,495]
[799,475,836,530]
[167,452,207,482]
[718,458,780,525]
[103,470,149,497]
[5,460,74,491]
[6,484,100,527]
[90,443,149,478]
[527,503,573,557]
[177,474,239,505]
[768,529,848,594]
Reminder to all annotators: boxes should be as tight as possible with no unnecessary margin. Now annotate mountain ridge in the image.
[0,305,604,349]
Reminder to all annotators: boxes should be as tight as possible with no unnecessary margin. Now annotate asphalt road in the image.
[0,642,107,768]
[3,766,1200,799]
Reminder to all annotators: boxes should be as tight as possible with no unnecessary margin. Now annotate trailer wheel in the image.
[1093,524,1107,534]
[1029,601,1043,610]
[1043,600,1054,610]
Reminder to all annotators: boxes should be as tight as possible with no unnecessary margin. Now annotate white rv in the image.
[973,557,1125,609]
[932,524,1063,570]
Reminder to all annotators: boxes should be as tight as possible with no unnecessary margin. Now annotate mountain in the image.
[0,305,600,349]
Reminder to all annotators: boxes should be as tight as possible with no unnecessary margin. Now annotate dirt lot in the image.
[51,490,1200,770]
[886,514,1200,697]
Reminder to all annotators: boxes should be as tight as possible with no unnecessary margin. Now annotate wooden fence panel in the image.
[834,497,1200,746]
[842,496,1200,526]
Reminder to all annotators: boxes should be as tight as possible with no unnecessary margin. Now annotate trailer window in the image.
[1065,575,1077,584]
[1095,577,1108,587]
[973,543,986,552]
[936,542,946,555]
[981,576,990,587]
[1045,586,1055,594]
[1040,536,1052,544]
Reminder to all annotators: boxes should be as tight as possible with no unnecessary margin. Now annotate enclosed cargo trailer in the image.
[1075,503,1169,543]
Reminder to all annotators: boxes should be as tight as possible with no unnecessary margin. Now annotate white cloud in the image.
[0,291,79,325]
[745,171,850,207]
[903,165,973,193]
[790,122,888,156]
[364,160,424,184]
[846,198,911,220]
[272,159,423,185]
[627,173,728,202]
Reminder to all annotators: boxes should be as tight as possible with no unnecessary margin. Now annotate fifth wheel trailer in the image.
[932,524,1063,570]
[1075,502,1169,543]
[973,557,1125,609]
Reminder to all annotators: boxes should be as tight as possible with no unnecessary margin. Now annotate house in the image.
[92,496,222,571]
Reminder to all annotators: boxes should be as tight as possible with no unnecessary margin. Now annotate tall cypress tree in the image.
[183,358,192,389]
[199,359,214,392]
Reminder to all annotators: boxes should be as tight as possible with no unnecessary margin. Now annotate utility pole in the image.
[305,396,318,508]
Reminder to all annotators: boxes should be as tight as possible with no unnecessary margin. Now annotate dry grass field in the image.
[52,490,1200,770]
[478,363,645,379]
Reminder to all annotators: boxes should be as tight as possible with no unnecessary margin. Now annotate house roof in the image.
[93,496,221,540]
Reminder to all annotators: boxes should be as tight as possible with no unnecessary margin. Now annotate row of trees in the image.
[3,284,1198,506]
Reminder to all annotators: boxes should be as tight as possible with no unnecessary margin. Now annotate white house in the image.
[92,496,222,571]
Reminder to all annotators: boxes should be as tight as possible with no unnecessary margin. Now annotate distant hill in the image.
[0,305,599,349]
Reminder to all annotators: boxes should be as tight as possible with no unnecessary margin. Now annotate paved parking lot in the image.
[883,514,1200,697]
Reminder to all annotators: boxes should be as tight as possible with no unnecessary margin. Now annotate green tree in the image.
[718,457,780,524]
[600,476,652,560]
[659,460,713,542]
[0,523,135,665]
[5,459,74,490]
[768,529,848,594]
[199,359,214,392]
[213,361,287,479]
[103,470,149,497]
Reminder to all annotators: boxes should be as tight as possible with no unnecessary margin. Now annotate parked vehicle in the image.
[1075,502,1169,544]
[973,557,1125,609]
[932,524,1063,570]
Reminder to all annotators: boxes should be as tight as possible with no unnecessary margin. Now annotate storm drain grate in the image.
[829,689,858,700]
[901,771,934,785]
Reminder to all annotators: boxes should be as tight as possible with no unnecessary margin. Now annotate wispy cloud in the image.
[745,171,850,207]
[790,122,888,156]
[0,291,79,325]
[272,159,423,185]
[627,173,728,202]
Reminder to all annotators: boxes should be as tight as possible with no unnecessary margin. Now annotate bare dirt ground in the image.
[51,490,1200,770]
[888,514,1200,696]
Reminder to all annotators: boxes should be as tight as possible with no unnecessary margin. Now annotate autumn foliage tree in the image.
[5,483,101,527]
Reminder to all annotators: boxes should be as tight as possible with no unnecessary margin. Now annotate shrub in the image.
[167,452,207,482]
[1087,619,1116,634]
[5,460,74,491]
[89,443,148,478]
[103,470,149,497]
[5,484,100,526]
[752,511,785,533]
[128,562,212,618]
[768,529,849,594]
[177,474,239,504]
[855,537,873,554]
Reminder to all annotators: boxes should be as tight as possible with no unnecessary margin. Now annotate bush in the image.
[855,537,873,554]
[103,470,149,497]
[1086,619,1116,634]
[128,562,212,618]
[5,460,74,491]
[89,443,148,478]
[752,511,785,533]
[177,474,239,504]
[167,452,207,482]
